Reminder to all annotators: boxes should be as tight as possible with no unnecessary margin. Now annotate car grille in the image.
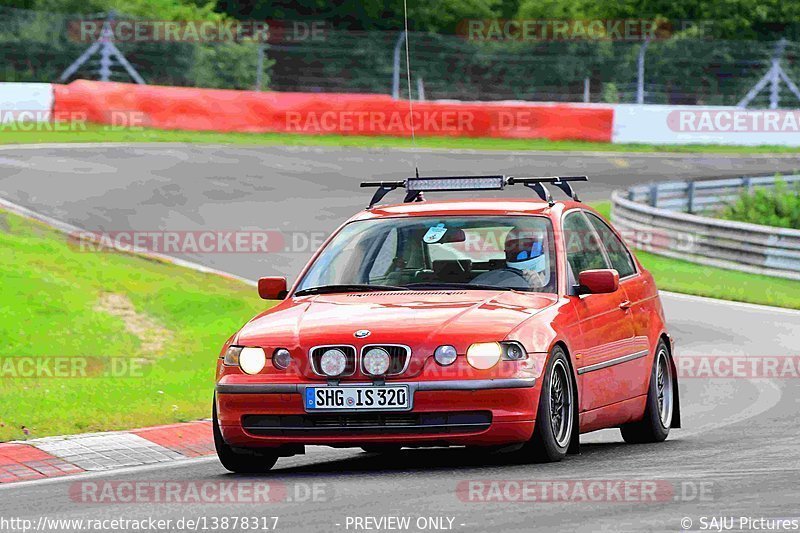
[310,345,357,376]
[242,411,492,436]
[362,345,409,375]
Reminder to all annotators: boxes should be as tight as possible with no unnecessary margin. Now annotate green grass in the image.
[2,123,800,153]
[0,209,271,441]
[592,201,800,309]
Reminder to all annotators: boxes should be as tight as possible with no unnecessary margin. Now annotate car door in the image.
[585,211,653,401]
[562,210,638,413]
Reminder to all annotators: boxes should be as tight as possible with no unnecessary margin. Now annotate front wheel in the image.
[213,399,278,473]
[620,340,673,444]
[521,346,575,462]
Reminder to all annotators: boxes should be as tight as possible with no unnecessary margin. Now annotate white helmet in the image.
[505,230,547,274]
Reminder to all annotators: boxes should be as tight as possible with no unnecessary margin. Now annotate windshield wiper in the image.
[404,282,516,292]
[294,284,411,296]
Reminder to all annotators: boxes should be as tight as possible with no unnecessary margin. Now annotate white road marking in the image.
[0,456,220,490]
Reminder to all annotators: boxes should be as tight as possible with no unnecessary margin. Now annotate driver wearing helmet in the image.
[470,228,550,290]
[504,229,550,288]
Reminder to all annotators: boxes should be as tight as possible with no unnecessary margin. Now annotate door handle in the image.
[619,300,632,310]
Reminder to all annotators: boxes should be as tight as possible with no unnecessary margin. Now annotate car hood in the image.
[236,290,557,349]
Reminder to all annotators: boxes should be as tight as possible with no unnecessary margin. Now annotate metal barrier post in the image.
[636,39,649,104]
[391,31,407,99]
[256,45,265,91]
[649,183,659,207]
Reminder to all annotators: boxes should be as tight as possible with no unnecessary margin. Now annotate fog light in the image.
[273,348,292,370]
[363,348,391,375]
[239,347,266,375]
[434,345,457,366]
[466,342,502,370]
[320,348,347,377]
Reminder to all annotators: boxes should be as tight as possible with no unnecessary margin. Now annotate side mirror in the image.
[258,277,288,300]
[577,269,619,295]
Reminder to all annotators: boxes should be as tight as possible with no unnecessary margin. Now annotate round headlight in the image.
[239,347,266,375]
[434,345,457,366]
[466,342,502,370]
[363,347,391,375]
[273,348,292,370]
[319,348,347,377]
[503,342,526,361]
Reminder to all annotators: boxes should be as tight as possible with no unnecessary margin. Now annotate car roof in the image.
[348,198,588,222]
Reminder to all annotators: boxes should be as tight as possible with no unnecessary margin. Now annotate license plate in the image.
[304,385,410,411]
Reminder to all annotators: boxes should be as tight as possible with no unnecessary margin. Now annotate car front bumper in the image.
[215,378,540,448]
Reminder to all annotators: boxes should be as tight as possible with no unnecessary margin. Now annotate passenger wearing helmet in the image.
[470,228,551,290]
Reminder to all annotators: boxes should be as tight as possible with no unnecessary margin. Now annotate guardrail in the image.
[625,174,800,214]
[611,175,800,281]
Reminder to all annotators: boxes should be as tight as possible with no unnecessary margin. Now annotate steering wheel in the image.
[470,268,530,289]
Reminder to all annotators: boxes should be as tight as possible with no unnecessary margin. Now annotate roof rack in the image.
[360,175,588,208]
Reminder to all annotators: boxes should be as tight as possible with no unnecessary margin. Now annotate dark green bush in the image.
[718,179,800,229]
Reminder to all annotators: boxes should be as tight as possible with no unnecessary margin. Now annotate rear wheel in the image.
[621,340,673,444]
[522,346,575,462]
[213,399,278,473]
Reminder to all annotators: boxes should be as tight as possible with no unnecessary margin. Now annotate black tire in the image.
[522,346,576,463]
[361,445,402,454]
[213,400,278,473]
[620,340,673,444]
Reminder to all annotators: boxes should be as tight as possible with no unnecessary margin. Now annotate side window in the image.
[563,212,609,279]
[586,213,636,278]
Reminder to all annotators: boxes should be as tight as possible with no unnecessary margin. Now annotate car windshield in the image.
[295,216,557,294]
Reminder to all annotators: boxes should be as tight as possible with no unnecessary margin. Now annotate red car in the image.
[213,175,680,472]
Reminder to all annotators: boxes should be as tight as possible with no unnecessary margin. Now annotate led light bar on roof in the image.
[406,175,506,192]
[360,173,589,208]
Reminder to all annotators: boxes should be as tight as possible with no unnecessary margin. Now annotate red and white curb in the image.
[0,421,214,484]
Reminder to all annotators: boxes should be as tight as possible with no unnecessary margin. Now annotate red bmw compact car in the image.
[213,175,680,472]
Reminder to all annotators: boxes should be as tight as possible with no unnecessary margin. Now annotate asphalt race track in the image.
[1,144,800,532]
[1,144,799,278]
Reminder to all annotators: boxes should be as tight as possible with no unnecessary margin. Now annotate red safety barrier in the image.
[53,80,613,142]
